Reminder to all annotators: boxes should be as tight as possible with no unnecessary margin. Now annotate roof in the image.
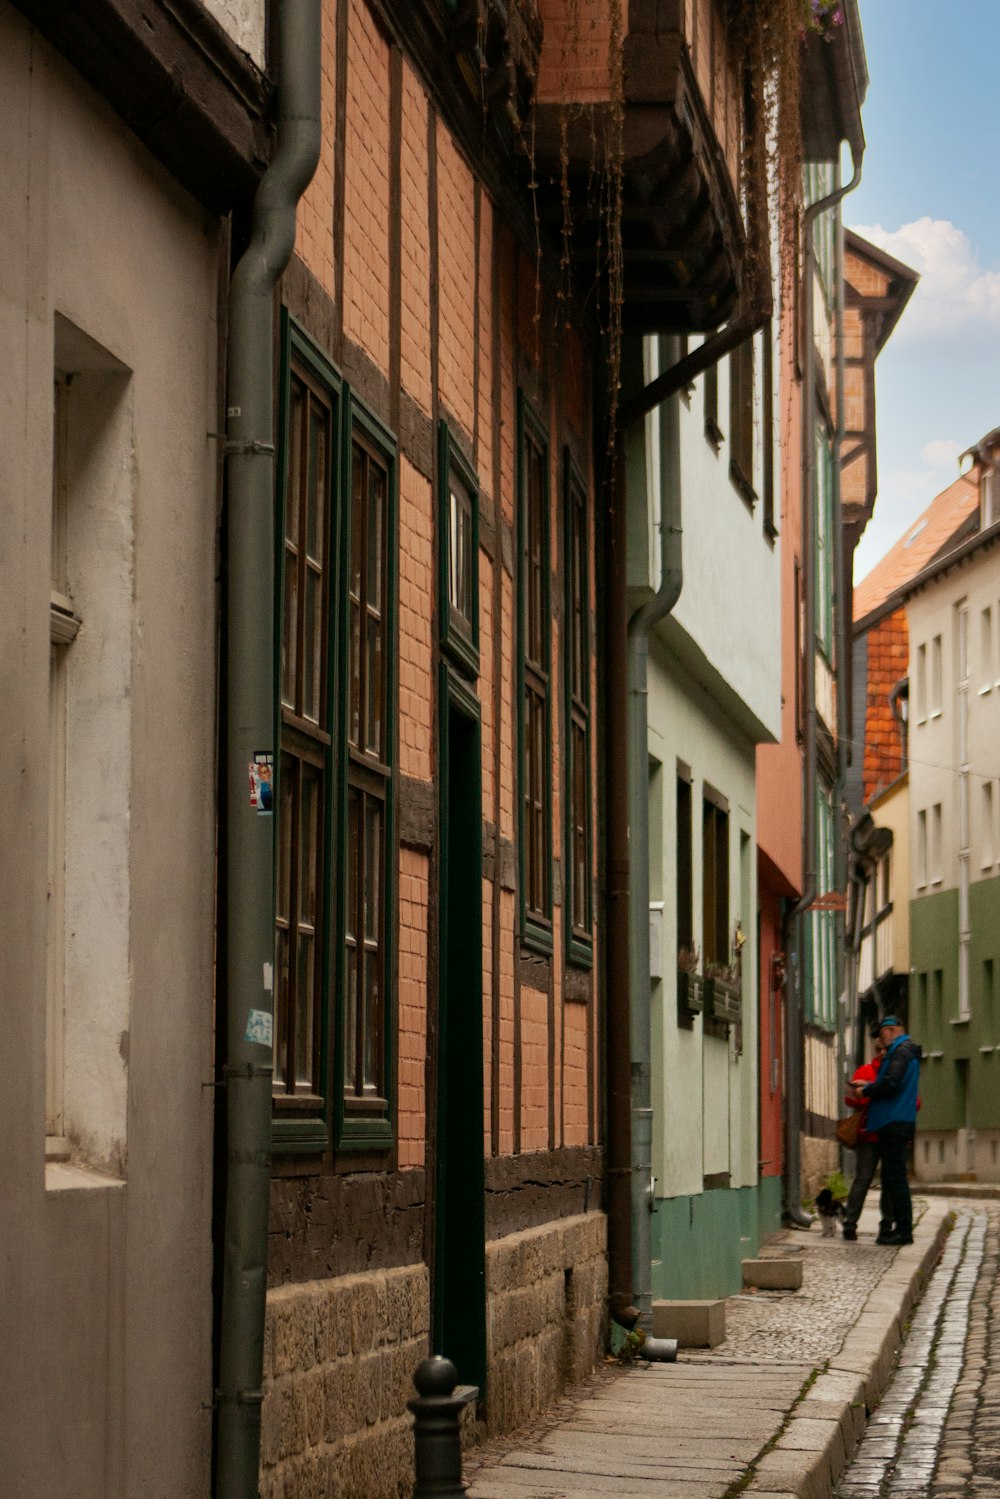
[853,471,980,627]
[844,230,919,353]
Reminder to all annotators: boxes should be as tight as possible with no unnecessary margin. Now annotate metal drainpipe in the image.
[783,145,863,1229]
[833,200,850,1155]
[625,336,683,1331]
[215,6,321,1496]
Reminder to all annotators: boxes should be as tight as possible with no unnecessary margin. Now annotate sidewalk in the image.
[465,1196,954,1499]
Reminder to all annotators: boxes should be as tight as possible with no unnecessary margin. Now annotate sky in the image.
[846,1,1000,584]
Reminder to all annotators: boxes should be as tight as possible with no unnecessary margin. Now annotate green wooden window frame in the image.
[517,393,553,954]
[273,315,342,1155]
[563,451,592,967]
[805,785,837,1032]
[815,422,834,660]
[335,397,398,1150]
[438,421,480,679]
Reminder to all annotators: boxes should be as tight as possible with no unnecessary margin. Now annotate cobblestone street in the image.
[465,1196,959,1499]
[837,1203,1000,1499]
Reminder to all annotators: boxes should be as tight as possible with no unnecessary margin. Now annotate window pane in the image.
[282,542,299,711]
[350,447,363,748]
[363,797,382,1093]
[274,760,296,1093]
[287,380,304,550]
[345,788,360,1093]
[307,399,325,560]
[365,609,383,758]
[295,932,314,1087]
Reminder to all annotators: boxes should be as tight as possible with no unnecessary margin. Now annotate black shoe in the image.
[876,1233,913,1246]
[842,1228,857,1241]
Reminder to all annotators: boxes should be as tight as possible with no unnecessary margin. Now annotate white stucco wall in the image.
[203,0,266,66]
[908,546,1000,899]
[632,333,782,746]
[647,647,760,1201]
[1,15,219,1494]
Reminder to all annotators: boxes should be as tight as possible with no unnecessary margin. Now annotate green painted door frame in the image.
[434,664,487,1391]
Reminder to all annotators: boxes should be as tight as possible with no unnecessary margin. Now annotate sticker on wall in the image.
[245,1009,273,1047]
[249,752,274,813]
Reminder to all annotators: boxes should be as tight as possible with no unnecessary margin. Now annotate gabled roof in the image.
[853,471,980,628]
[844,230,919,353]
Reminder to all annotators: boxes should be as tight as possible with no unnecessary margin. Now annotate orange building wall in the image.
[279,0,602,1200]
[862,608,908,803]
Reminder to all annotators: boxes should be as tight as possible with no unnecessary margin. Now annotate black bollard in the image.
[408,1356,478,1498]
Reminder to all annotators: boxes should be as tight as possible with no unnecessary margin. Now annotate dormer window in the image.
[981,464,1000,528]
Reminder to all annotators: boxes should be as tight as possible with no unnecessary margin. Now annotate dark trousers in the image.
[844,1140,883,1232]
[879,1129,913,1239]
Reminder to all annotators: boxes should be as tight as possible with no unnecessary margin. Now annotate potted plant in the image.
[676,945,704,1018]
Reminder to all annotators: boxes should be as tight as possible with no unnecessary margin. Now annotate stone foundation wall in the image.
[258,1212,608,1495]
[485,1210,607,1434]
[259,1264,429,1499]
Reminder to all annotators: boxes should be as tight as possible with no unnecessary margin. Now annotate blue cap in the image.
[878,1015,903,1030]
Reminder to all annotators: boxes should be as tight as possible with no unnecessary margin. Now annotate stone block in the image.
[742,1257,803,1290]
[652,1297,726,1347]
[303,1368,325,1448]
[358,1350,382,1427]
[329,1283,354,1359]
[351,1279,380,1355]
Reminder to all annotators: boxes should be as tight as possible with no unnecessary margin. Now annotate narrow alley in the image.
[466,1196,1000,1499]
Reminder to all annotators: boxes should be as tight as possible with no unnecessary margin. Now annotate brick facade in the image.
[267,0,606,1491]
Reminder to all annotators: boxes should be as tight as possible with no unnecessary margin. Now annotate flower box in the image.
[705,976,741,1027]
[677,970,705,1019]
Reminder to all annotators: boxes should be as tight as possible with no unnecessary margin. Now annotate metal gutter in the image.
[625,337,684,1331]
[215,5,321,1494]
[784,140,863,1229]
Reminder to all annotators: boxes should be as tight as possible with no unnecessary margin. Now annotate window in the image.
[929,633,943,717]
[275,351,336,1109]
[342,415,395,1134]
[676,772,693,956]
[46,317,132,1173]
[704,354,723,450]
[815,424,834,659]
[518,397,552,950]
[915,642,927,723]
[981,464,1000,529]
[702,794,729,966]
[762,322,776,539]
[982,783,995,871]
[916,808,928,889]
[981,607,994,693]
[438,422,479,677]
[930,802,943,885]
[564,455,592,963]
[273,319,396,1151]
[806,786,838,1029]
[47,375,80,1147]
[728,335,755,506]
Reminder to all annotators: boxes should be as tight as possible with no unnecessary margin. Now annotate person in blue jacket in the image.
[853,1015,921,1245]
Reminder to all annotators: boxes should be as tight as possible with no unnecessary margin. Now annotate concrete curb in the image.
[746,1199,954,1499]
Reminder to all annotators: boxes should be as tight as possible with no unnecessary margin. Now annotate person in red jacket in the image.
[841,1034,886,1241]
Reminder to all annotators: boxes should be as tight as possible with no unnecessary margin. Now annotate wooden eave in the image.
[12,0,270,213]
[799,0,867,164]
[533,29,743,334]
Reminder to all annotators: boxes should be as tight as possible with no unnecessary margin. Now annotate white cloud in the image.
[919,437,962,471]
[850,217,1000,346]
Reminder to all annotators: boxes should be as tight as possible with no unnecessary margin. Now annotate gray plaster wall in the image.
[0,13,220,1495]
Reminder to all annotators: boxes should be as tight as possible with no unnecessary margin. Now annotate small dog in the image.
[814,1188,845,1237]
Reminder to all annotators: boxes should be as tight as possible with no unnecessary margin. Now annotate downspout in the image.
[625,336,683,1330]
[783,143,863,1228]
[215,6,321,1497]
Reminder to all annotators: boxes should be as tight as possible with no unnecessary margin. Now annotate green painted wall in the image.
[909,875,1000,1133]
[650,1178,784,1301]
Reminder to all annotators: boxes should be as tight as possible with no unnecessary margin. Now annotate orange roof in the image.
[853,473,980,624]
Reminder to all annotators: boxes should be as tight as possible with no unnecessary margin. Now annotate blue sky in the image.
[847,1,1000,582]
